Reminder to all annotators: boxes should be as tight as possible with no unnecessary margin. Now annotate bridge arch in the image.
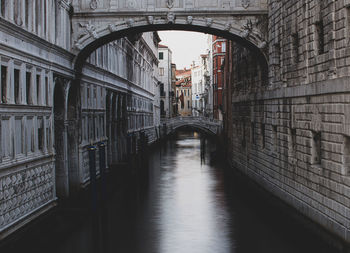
[163,116,223,136]
[73,16,268,77]
[169,123,218,136]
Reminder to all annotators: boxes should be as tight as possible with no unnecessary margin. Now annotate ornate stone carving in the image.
[167,0,174,9]
[258,41,267,49]
[241,19,253,38]
[0,163,55,230]
[108,23,117,32]
[126,18,135,27]
[242,0,250,9]
[128,0,137,8]
[206,18,213,27]
[79,21,99,39]
[187,16,193,24]
[147,16,154,25]
[89,0,98,10]
[224,22,231,31]
[167,12,175,24]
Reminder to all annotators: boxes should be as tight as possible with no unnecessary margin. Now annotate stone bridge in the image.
[161,116,223,135]
[71,0,269,74]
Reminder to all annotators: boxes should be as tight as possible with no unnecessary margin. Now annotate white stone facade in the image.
[191,55,209,116]
[0,1,160,238]
[158,45,173,118]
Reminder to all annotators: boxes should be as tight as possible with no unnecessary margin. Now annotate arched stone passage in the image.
[73,22,268,79]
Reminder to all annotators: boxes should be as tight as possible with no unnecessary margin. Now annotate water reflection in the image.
[1,131,339,253]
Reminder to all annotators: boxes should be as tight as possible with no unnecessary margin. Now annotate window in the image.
[45,76,49,105]
[251,122,255,144]
[159,67,164,76]
[26,71,31,104]
[25,0,29,28]
[46,117,50,151]
[222,42,226,53]
[15,117,23,155]
[187,100,190,109]
[1,65,7,103]
[343,136,350,175]
[38,117,44,151]
[159,52,164,60]
[292,33,299,63]
[315,20,325,55]
[289,128,297,157]
[36,74,41,105]
[312,131,321,165]
[272,125,278,152]
[27,117,34,152]
[261,123,265,149]
[0,0,6,17]
[14,69,20,104]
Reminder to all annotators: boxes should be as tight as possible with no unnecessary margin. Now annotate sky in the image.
[158,31,210,69]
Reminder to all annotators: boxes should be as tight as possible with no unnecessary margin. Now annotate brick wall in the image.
[224,0,350,244]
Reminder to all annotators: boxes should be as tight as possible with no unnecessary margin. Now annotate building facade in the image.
[223,0,350,245]
[176,68,192,116]
[191,55,210,116]
[0,0,160,238]
[212,36,227,120]
[158,44,173,118]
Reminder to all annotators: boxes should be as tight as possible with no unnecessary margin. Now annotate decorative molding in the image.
[166,0,174,9]
[147,16,154,25]
[89,0,98,10]
[167,12,175,24]
[186,16,193,24]
[126,18,135,27]
[206,18,213,27]
[242,0,250,9]
[0,163,55,231]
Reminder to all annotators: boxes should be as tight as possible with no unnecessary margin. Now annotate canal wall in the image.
[224,0,350,247]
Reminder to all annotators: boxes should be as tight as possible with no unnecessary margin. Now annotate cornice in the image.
[0,18,74,61]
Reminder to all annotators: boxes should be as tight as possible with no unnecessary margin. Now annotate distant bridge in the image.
[161,116,223,135]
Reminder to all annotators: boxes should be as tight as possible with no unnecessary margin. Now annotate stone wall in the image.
[224,0,350,245]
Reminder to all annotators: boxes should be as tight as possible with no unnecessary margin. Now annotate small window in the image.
[1,0,6,17]
[14,69,20,104]
[45,76,49,105]
[289,128,297,157]
[343,136,350,175]
[46,119,50,152]
[26,72,32,104]
[1,65,7,103]
[159,52,164,60]
[261,123,265,149]
[222,42,226,53]
[36,74,41,105]
[315,20,325,55]
[38,117,44,151]
[292,33,299,63]
[312,131,321,165]
[272,125,278,152]
[159,67,164,76]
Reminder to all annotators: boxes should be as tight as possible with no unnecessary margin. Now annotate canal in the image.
[1,131,339,253]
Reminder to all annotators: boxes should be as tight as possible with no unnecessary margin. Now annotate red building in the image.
[212,36,227,120]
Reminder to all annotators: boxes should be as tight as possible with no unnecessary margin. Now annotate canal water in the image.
[1,131,339,253]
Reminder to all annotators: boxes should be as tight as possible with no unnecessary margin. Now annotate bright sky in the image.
[158,31,210,69]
